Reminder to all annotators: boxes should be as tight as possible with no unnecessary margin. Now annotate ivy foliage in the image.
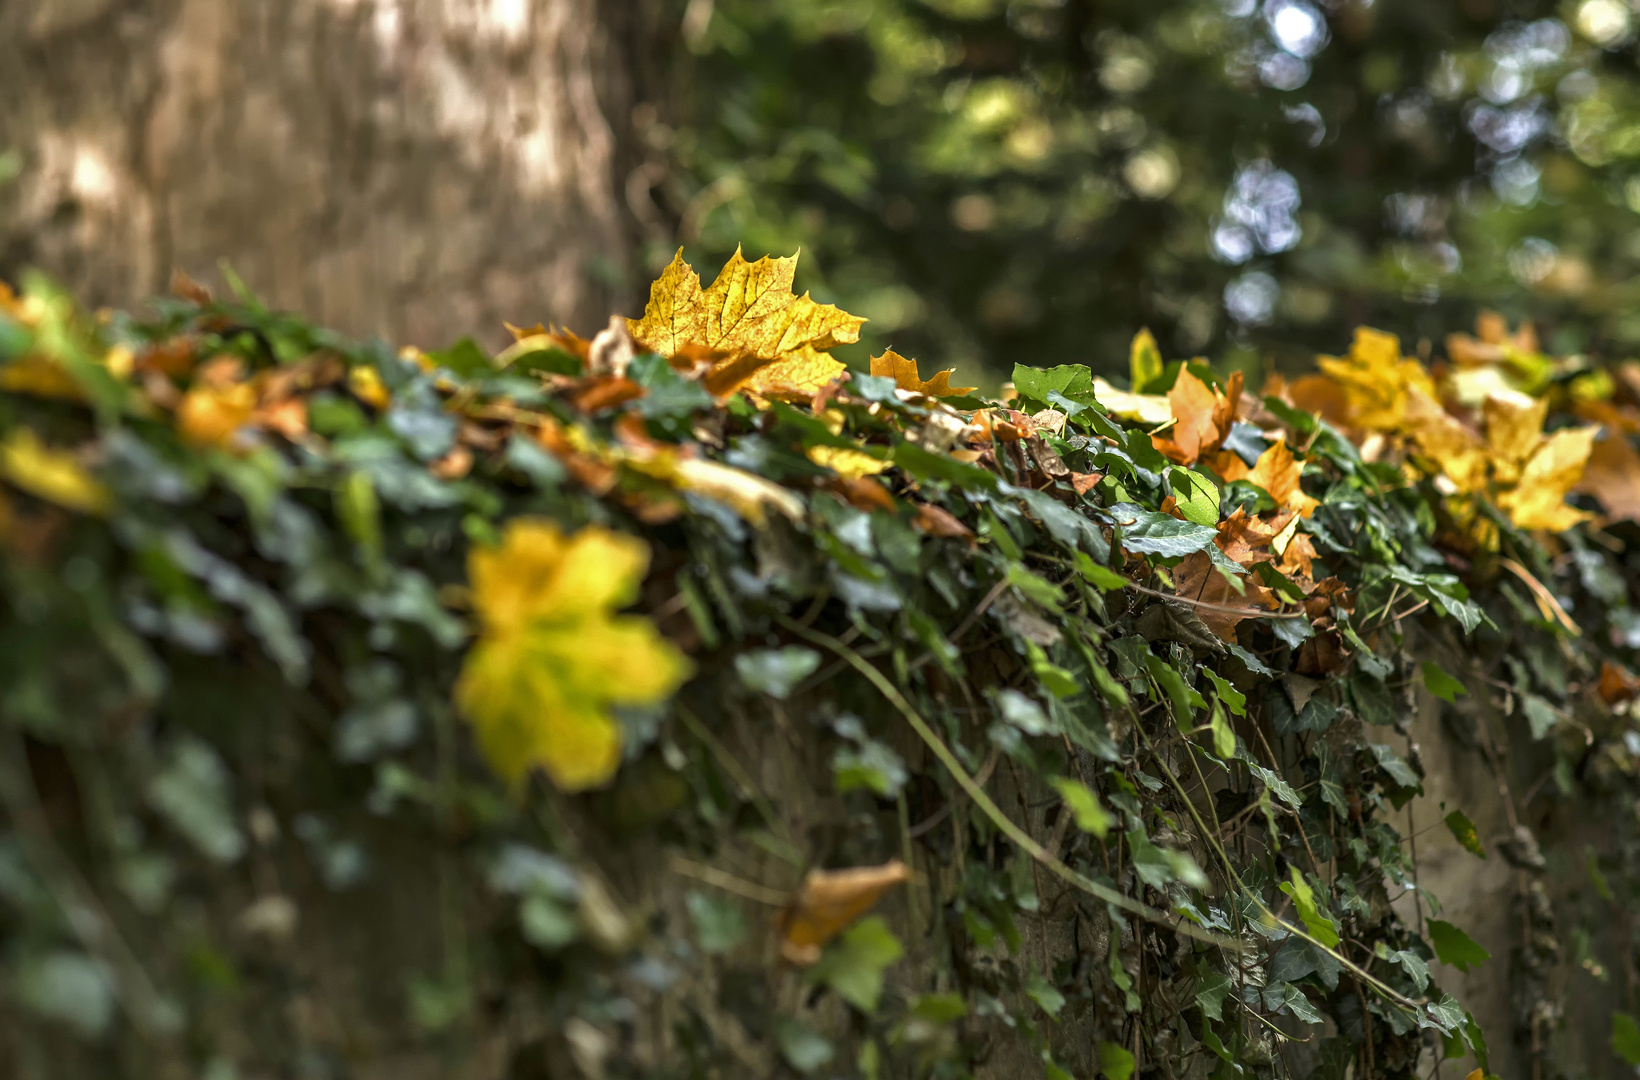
[2,257,1640,1078]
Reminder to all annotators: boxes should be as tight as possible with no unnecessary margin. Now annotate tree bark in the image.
[0,0,658,347]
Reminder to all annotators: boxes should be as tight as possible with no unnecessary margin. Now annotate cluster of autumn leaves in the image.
[0,254,1634,798]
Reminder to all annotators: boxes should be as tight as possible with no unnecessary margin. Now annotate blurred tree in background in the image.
[660,0,1640,384]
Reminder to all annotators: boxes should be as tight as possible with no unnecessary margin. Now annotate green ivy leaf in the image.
[1201,668,1246,716]
[1279,867,1339,948]
[1142,652,1193,732]
[1612,1011,1640,1066]
[1051,777,1112,838]
[1206,701,1234,760]
[1026,971,1066,1018]
[1073,551,1129,591]
[1444,810,1486,858]
[1167,467,1220,527]
[685,891,747,954]
[1096,1041,1136,1080]
[1012,363,1095,404]
[809,916,904,1013]
[1125,827,1175,888]
[1421,660,1467,703]
[735,647,821,699]
[1427,919,1490,973]
[776,1018,834,1074]
[1105,503,1219,558]
[1195,967,1231,1021]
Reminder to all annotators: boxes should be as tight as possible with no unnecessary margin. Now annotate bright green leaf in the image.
[1051,777,1112,838]
[809,916,904,1012]
[1422,661,1467,703]
[1427,919,1490,973]
[1279,867,1339,948]
[1097,1040,1136,1080]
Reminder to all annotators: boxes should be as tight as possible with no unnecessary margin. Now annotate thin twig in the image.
[667,855,790,906]
[1122,580,1308,619]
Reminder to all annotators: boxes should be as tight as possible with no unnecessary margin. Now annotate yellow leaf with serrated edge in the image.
[1315,327,1437,433]
[455,520,690,792]
[1496,425,1596,532]
[626,248,865,401]
[869,349,975,397]
[0,428,109,515]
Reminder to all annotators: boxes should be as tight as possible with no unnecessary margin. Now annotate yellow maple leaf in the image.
[626,247,865,401]
[1397,387,1593,534]
[869,349,975,397]
[0,428,109,515]
[1315,327,1437,432]
[1495,425,1596,532]
[1403,390,1489,495]
[455,520,691,791]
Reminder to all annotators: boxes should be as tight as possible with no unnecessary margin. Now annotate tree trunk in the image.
[0,0,658,347]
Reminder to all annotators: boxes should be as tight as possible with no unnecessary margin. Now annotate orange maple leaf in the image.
[870,349,976,397]
[1152,369,1243,466]
[1217,438,1319,518]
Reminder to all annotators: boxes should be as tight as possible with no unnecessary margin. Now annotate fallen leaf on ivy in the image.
[626,248,865,400]
[566,375,645,414]
[665,457,805,526]
[455,519,691,791]
[1129,327,1164,391]
[1216,508,1279,567]
[1494,424,1595,532]
[1314,327,1437,433]
[1220,438,1318,518]
[1275,532,1316,579]
[0,353,86,400]
[807,445,890,479]
[1152,369,1242,466]
[1173,554,1275,642]
[1151,369,1218,464]
[1091,377,1172,426]
[174,357,254,445]
[870,349,975,397]
[829,476,896,512]
[778,859,910,965]
[913,502,973,539]
[0,428,109,515]
[347,365,391,410]
[1600,661,1640,704]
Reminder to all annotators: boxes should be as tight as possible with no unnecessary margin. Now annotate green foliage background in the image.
[666,0,1640,380]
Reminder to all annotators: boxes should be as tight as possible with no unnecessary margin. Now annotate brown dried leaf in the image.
[1576,430,1640,524]
[913,502,973,539]
[778,859,910,965]
[1171,549,1275,642]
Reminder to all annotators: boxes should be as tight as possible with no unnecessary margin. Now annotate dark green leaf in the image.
[1427,919,1490,973]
